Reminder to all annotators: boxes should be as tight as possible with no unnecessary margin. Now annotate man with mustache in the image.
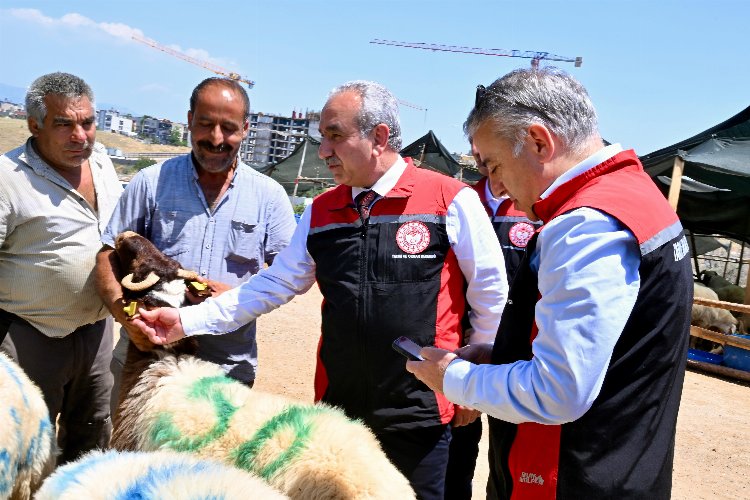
[94,77,296,407]
[0,72,123,464]
[129,80,509,499]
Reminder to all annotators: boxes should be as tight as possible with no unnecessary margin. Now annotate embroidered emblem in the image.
[508,222,535,248]
[396,221,431,254]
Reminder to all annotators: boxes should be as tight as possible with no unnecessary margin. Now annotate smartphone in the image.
[392,336,424,361]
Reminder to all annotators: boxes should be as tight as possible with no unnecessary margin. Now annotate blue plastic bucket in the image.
[687,348,723,365]
[723,334,750,372]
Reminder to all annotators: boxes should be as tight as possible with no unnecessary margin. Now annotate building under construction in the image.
[241,110,320,167]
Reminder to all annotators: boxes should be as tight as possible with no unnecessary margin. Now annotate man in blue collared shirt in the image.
[95,78,296,407]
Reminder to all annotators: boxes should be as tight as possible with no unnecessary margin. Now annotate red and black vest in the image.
[487,150,692,499]
[472,177,542,282]
[307,159,467,433]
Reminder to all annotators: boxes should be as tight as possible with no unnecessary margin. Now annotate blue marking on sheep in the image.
[0,449,12,497]
[115,460,214,500]
[39,448,113,495]
[23,418,52,468]
[0,355,30,406]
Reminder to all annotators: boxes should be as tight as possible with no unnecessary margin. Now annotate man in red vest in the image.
[444,144,541,500]
[131,80,509,499]
[408,68,692,499]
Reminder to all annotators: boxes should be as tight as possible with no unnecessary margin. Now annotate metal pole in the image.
[292,137,308,198]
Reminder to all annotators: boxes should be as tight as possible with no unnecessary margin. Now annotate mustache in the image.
[197,141,231,153]
[325,155,341,167]
[68,142,92,151]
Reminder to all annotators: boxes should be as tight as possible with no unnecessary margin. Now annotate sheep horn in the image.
[121,272,160,291]
[177,269,200,280]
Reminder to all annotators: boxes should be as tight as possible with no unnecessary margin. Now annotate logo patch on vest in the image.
[508,222,535,248]
[396,221,430,254]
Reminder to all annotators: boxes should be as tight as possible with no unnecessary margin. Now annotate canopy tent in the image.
[259,136,334,196]
[640,105,750,245]
[400,130,461,177]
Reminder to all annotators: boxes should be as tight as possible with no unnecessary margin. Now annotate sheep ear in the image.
[121,272,160,291]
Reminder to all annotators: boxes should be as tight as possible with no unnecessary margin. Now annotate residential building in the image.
[97,109,135,137]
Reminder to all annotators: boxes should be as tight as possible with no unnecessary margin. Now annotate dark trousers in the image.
[377,424,452,500]
[445,418,483,499]
[0,312,113,465]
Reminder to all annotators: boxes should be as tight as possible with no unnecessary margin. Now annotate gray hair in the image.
[329,80,402,151]
[25,72,95,127]
[465,67,599,157]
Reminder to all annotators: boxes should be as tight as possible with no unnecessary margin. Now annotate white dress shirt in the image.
[180,156,509,345]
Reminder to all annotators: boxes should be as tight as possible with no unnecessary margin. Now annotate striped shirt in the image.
[0,139,123,337]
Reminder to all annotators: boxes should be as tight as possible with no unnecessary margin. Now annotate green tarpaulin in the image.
[641,106,750,244]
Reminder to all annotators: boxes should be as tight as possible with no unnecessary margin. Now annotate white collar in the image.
[541,143,623,200]
[352,156,407,201]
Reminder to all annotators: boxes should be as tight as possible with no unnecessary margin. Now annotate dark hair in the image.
[26,72,95,126]
[189,77,250,119]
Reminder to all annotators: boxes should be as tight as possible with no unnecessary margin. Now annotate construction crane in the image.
[132,34,255,88]
[370,39,582,69]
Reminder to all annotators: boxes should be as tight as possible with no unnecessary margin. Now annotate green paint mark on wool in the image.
[149,375,239,452]
[232,405,331,481]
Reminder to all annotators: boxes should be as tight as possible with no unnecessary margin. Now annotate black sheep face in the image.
[114,231,198,309]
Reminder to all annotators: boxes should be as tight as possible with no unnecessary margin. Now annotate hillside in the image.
[0,117,190,155]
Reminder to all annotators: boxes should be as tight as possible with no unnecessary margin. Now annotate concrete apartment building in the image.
[97,109,136,137]
[240,110,320,167]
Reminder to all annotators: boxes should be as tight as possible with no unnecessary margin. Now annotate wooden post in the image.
[667,156,685,210]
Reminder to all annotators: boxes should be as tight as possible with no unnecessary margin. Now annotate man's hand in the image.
[131,307,186,345]
[452,405,481,427]
[112,298,153,352]
[405,346,458,394]
[185,278,232,304]
[455,343,494,364]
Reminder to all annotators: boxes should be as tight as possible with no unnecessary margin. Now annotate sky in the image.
[1,0,748,156]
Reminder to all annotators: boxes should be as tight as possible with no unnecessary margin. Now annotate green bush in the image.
[134,158,157,170]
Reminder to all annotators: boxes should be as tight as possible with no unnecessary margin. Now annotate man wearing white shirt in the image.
[132,80,508,499]
[407,68,692,499]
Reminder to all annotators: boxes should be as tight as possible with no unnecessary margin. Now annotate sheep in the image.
[111,352,416,499]
[699,270,747,308]
[691,282,738,353]
[0,352,56,500]
[110,230,415,499]
[34,449,288,499]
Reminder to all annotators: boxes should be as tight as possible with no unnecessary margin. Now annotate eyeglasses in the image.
[475,84,486,107]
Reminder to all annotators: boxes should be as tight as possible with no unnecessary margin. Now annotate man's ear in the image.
[527,123,555,163]
[187,111,194,131]
[28,117,40,137]
[371,123,390,157]
[242,119,250,138]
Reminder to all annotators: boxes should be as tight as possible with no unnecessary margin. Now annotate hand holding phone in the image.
[392,336,424,361]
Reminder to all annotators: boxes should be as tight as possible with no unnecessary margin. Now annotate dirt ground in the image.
[253,286,750,499]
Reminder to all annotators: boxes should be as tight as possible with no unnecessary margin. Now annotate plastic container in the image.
[687,348,723,365]
[722,334,750,372]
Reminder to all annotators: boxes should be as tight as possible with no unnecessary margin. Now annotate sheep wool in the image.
[34,449,288,499]
[112,355,416,500]
[0,352,55,500]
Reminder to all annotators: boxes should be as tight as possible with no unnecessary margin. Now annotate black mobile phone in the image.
[392,336,424,361]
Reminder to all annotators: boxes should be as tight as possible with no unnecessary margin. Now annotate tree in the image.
[168,128,186,146]
[134,158,157,171]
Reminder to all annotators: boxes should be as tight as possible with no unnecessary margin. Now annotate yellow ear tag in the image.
[189,281,208,292]
[123,301,139,317]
